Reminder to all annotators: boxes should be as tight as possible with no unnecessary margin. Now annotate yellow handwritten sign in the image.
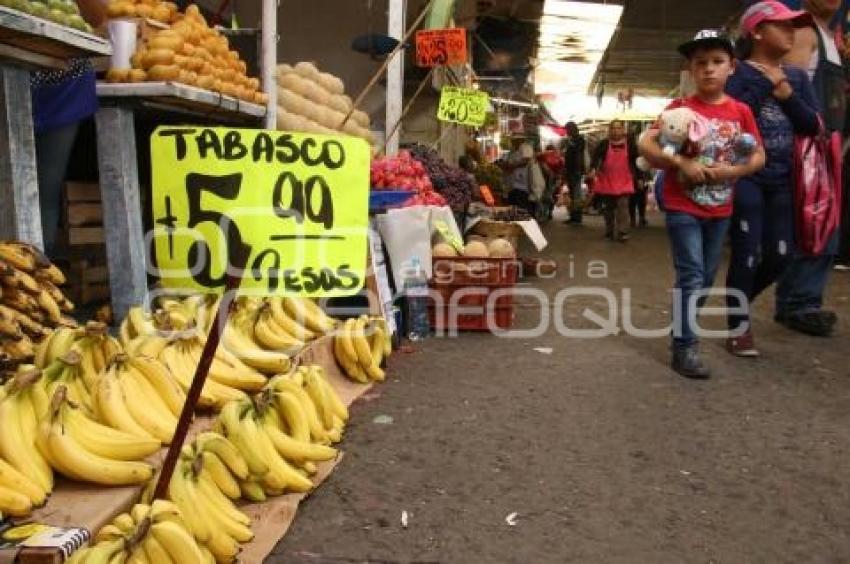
[150,126,370,296]
[437,86,489,127]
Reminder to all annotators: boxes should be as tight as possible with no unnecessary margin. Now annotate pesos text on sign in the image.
[437,86,489,127]
[150,126,370,297]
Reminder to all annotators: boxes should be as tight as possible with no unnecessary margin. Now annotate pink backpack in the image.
[793,123,842,256]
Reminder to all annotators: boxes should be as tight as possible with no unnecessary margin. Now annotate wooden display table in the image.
[94,81,266,323]
[0,7,110,249]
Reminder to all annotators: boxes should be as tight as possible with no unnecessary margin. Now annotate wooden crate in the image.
[59,182,109,305]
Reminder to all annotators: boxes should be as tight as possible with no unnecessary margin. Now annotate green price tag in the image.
[437,86,489,127]
[433,220,463,252]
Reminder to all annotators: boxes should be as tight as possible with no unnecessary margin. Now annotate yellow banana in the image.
[45,327,79,367]
[254,423,313,493]
[0,391,53,491]
[62,400,160,460]
[185,342,267,392]
[166,465,211,544]
[254,310,305,353]
[222,323,290,374]
[0,484,32,516]
[269,378,328,443]
[270,388,311,443]
[201,451,241,500]
[119,318,133,345]
[303,366,334,430]
[158,345,219,409]
[238,478,266,502]
[150,520,206,564]
[196,468,253,531]
[150,499,186,528]
[131,503,150,524]
[260,410,337,462]
[352,316,374,368]
[339,318,358,364]
[125,547,148,564]
[44,419,154,485]
[282,297,336,334]
[81,539,125,564]
[117,364,177,443]
[142,534,174,564]
[94,524,126,543]
[334,332,368,383]
[127,355,186,417]
[218,401,270,477]
[314,367,349,421]
[0,457,46,506]
[128,306,156,338]
[96,365,157,440]
[193,432,249,480]
[112,512,136,533]
[268,297,315,342]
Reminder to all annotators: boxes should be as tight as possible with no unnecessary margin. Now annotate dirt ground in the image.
[270,212,850,564]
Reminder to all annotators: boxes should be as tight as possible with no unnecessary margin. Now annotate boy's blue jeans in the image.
[666,212,731,347]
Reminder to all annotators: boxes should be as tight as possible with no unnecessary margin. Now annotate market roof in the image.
[589,0,742,97]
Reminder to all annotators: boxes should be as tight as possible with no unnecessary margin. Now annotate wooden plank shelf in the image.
[0,6,111,66]
[97,81,267,120]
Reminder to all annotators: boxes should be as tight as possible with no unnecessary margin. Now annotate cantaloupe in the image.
[463,241,489,258]
[433,243,458,257]
[487,238,515,258]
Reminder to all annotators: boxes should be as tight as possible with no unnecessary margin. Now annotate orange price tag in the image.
[415,28,467,67]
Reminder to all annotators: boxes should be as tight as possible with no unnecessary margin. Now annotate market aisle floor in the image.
[270,213,850,564]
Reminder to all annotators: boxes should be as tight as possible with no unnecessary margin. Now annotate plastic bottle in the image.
[404,258,430,341]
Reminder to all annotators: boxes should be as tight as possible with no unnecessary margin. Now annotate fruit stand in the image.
[0,6,111,249]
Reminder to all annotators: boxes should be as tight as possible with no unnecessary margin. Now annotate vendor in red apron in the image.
[587,120,641,242]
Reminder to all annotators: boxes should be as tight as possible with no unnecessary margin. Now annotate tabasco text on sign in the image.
[150,127,370,297]
[415,28,467,67]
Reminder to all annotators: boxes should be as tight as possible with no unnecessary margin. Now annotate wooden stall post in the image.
[0,66,43,248]
[261,0,277,129]
[94,106,147,324]
[385,0,407,155]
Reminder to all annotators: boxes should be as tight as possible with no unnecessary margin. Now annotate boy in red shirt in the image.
[638,30,766,379]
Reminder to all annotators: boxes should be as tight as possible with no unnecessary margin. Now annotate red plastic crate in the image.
[431,257,519,286]
[428,257,517,332]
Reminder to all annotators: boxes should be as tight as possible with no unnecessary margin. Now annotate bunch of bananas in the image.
[35,322,122,376]
[38,386,155,486]
[159,336,250,410]
[95,354,183,444]
[165,434,257,562]
[0,241,75,369]
[69,500,213,564]
[0,366,51,518]
[334,315,391,383]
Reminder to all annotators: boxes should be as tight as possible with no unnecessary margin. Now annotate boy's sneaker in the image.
[834,261,850,272]
[671,345,711,379]
[726,331,759,357]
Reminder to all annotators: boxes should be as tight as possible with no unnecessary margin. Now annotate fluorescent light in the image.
[534,1,623,96]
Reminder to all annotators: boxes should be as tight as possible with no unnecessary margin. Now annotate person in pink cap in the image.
[722,0,821,357]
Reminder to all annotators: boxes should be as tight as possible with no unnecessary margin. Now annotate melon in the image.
[462,241,489,258]
[432,243,458,257]
[487,238,515,258]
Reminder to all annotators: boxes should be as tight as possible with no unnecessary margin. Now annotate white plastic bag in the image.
[552,204,569,222]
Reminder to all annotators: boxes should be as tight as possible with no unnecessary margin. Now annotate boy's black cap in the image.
[677,29,735,58]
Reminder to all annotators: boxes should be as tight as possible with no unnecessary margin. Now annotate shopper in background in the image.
[777,0,846,336]
[561,122,587,224]
[504,136,536,215]
[724,1,820,357]
[587,120,639,242]
[537,143,565,221]
[33,0,108,257]
[639,30,765,379]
